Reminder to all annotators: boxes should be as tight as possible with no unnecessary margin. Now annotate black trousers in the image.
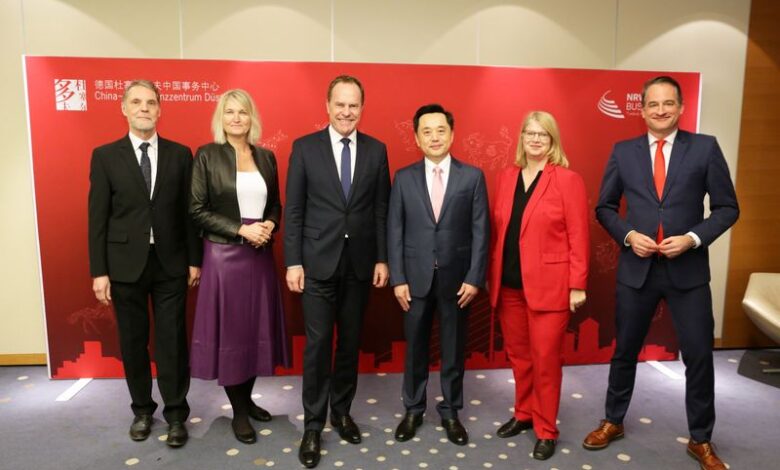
[605,257,715,442]
[110,246,190,423]
[301,243,370,431]
[402,271,468,420]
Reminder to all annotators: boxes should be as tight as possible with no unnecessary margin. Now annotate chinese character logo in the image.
[54,79,87,111]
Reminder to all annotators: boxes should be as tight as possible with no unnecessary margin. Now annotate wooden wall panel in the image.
[722,0,780,347]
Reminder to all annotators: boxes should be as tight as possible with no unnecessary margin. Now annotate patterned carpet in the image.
[0,349,777,469]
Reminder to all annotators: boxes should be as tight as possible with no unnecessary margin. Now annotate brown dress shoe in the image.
[583,419,624,450]
[687,441,727,470]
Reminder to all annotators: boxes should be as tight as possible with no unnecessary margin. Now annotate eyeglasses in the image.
[523,131,551,141]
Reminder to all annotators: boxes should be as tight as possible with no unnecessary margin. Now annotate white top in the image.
[424,154,452,197]
[329,125,357,180]
[236,171,268,219]
[128,132,158,243]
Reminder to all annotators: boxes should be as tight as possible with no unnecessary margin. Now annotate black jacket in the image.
[283,128,390,281]
[190,142,282,244]
[88,135,202,282]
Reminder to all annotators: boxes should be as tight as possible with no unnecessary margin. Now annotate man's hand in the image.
[457,283,479,308]
[188,266,201,288]
[393,284,412,312]
[658,235,696,259]
[373,262,389,288]
[286,266,305,293]
[569,288,586,313]
[92,276,111,305]
[627,231,659,258]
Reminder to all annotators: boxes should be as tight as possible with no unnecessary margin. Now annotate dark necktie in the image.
[653,139,666,243]
[139,142,152,194]
[340,137,351,199]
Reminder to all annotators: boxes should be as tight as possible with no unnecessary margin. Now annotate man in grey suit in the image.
[388,104,489,446]
[284,75,391,468]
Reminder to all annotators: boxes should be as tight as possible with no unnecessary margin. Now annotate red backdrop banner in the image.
[24,56,701,379]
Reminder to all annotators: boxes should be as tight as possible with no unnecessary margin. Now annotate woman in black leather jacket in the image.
[189,89,289,444]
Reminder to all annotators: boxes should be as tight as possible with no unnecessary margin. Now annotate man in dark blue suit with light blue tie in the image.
[584,76,738,470]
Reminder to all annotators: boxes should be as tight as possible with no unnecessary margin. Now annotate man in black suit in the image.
[284,75,390,468]
[584,76,738,470]
[388,104,489,446]
[88,80,201,447]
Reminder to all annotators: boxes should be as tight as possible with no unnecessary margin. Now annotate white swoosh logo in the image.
[597,91,624,119]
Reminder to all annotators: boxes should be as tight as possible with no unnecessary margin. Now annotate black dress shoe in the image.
[231,416,257,444]
[166,422,188,448]
[298,430,321,468]
[441,418,469,446]
[533,439,556,460]
[129,414,152,441]
[394,412,423,442]
[248,403,272,422]
[496,417,532,438]
[330,414,361,444]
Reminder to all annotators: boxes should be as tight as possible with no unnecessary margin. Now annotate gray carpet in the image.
[1,350,777,469]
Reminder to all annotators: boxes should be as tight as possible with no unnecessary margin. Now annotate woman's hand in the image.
[569,289,587,313]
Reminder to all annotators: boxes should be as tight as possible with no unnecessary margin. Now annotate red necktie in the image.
[654,139,666,243]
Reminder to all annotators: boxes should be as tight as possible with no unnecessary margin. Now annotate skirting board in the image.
[0,354,47,366]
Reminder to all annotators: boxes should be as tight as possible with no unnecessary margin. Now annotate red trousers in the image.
[498,287,569,439]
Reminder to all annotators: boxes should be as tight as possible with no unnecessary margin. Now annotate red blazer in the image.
[488,164,590,311]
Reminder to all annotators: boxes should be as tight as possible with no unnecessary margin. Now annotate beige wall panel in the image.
[182,0,331,60]
[615,0,751,337]
[23,0,181,57]
[334,0,479,64]
[478,0,615,68]
[0,0,45,354]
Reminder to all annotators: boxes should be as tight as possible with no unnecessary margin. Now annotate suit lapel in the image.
[520,164,553,237]
[438,157,462,222]
[318,128,347,206]
[119,136,150,197]
[499,167,520,225]
[661,131,688,201]
[413,161,436,222]
[348,132,370,206]
[252,145,274,197]
[151,138,171,201]
[634,137,658,202]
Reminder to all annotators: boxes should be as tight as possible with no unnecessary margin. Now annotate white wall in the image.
[0,0,750,355]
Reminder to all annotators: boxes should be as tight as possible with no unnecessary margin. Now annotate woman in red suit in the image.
[489,111,590,460]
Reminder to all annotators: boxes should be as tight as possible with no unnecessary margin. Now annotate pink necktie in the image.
[431,166,444,222]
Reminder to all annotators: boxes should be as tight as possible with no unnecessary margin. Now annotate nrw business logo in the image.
[597,90,643,119]
[597,91,624,119]
[54,79,87,111]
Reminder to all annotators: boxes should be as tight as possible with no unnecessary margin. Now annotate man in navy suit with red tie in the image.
[584,76,738,470]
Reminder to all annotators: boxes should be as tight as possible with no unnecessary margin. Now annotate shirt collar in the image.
[328,125,357,145]
[647,129,678,147]
[424,154,452,173]
[128,131,158,151]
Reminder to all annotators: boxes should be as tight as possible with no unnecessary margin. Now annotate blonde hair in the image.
[515,111,569,168]
[211,89,262,144]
